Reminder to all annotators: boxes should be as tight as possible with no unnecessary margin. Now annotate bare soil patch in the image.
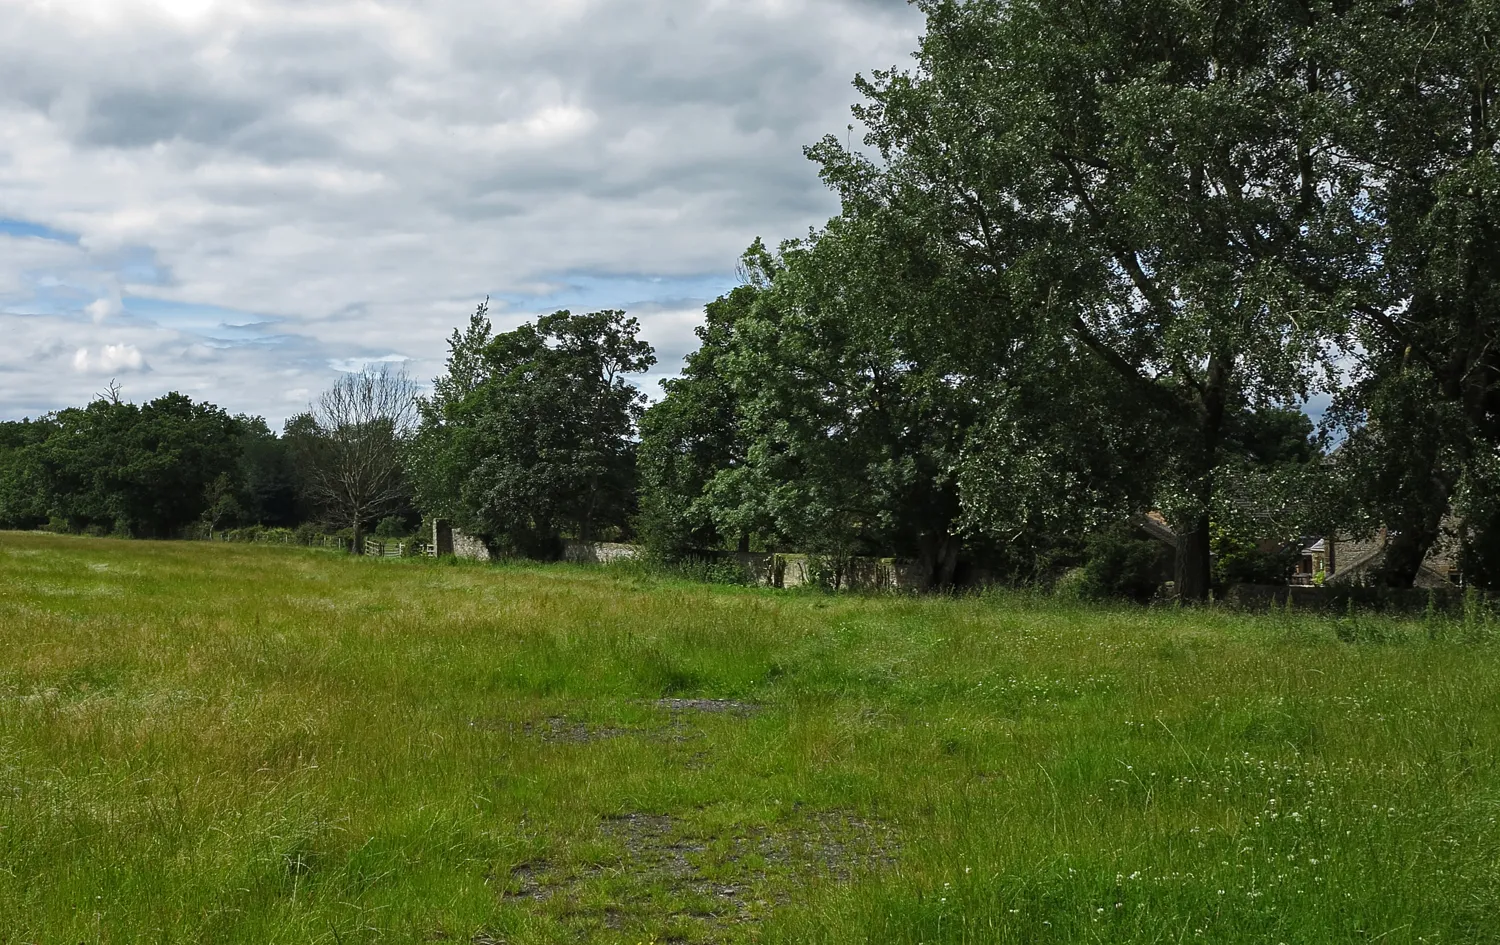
[651,698,762,716]
[491,809,896,938]
[467,716,628,744]
[468,699,763,746]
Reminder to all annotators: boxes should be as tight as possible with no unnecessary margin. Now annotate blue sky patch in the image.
[0,218,80,245]
[498,271,739,315]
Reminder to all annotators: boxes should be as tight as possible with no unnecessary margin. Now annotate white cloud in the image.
[327,354,413,373]
[0,0,924,424]
[85,296,122,322]
[71,343,148,373]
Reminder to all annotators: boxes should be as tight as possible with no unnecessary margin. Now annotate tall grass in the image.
[0,532,1496,943]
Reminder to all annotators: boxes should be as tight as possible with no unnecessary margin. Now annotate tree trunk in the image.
[738,532,750,554]
[1374,480,1453,588]
[580,473,600,543]
[1175,355,1229,602]
[1175,513,1213,601]
[918,532,962,591]
[937,537,960,589]
[351,519,363,556]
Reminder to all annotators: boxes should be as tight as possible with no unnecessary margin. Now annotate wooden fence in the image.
[363,539,414,558]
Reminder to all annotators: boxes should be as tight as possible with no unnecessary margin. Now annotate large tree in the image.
[1318,2,1500,587]
[235,416,302,528]
[291,366,419,554]
[809,0,1364,598]
[411,306,655,558]
[644,217,1160,588]
[0,417,57,530]
[678,224,992,589]
[637,283,758,558]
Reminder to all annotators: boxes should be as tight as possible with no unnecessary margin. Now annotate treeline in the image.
[407,260,1321,596]
[0,392,300,538]
[6,1,1500,604]
[423,0,1500,600]
[0,380,421,544]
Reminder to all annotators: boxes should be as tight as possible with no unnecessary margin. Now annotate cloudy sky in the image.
[0,0,923,425]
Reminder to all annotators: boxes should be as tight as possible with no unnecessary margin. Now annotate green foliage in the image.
[1050,567,1089,601]
[1079,526,1170,604]
[1457,451,1500,591]
[202,472,243,533]
[0,394,320,539]
[1326,367,1467,586]
[373,516,408,539]
[0,417,55,529]
[1315,4,1500,585]
[411,303,655,558]
[957,363,1161,573]
[636,284,758,558]
[1211,529,1299,590]
[805,0,1361,597]
[667,229,979,588]
[1,392,250,537]
[1208,408,1323,591]
[235,416,301,527]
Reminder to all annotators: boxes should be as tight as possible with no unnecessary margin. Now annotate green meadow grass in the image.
[1,532,1499,944]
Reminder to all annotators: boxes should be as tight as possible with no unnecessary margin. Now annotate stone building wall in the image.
[451,529,493,562]
[562,541,641,564]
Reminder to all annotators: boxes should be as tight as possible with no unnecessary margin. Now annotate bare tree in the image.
[293,365,419,553]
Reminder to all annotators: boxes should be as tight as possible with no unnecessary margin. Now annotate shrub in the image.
[1079,527,1170,603]
[402,539,428,558]
[374,516,408,539]
[1052,567,1088,600]
[1214,538,1299,588]
[680,557,753,586]
[293,523,323,546]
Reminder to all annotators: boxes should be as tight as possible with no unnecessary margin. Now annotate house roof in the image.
[1139,513,1177,546]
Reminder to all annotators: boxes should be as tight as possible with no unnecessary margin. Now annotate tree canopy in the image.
[411,305,655,558]
[1,392,248,537]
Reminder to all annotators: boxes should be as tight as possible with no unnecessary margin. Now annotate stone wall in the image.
[711,552,925,591]
[430,523,927,590]
[563,541,641,564]
[451,529,493,562]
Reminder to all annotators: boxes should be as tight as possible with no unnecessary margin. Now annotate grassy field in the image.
[2,533,1499,944]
